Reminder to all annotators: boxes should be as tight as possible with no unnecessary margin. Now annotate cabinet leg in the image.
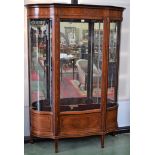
[54,139,58,153]
[112,131,116,136]
[101,135,104,148]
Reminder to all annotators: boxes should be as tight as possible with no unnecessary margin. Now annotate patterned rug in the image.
[31,70,40,80]
[70,79,115,100]
[70,79,101,97]
[60,77,83,98]
[30,69,115,101]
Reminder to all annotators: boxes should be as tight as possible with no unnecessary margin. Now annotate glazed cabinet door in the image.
[59,19,104,112]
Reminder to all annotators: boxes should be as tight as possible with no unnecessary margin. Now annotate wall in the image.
[24,0,130,136]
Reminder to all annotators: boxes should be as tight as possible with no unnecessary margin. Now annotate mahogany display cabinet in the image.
[25,3,125,153]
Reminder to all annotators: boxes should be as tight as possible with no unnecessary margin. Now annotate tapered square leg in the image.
[101,135,104,148]
[112,132,116,136]
[112,131,116,136]
[54,139,58,153]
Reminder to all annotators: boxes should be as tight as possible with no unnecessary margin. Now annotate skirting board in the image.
[24,126,130,143]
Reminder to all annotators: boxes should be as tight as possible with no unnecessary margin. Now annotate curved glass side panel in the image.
[29,19,52,111]
[92,22,103,106]
[107,22,120,106]
[60,19,103,111]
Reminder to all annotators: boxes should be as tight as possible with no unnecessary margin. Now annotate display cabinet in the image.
[25,3,124,153]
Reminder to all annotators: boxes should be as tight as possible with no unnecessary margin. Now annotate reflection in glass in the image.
[93,22,103,104]
[29,19,52,111]
[108,22,119,103]
[60,20,103,111]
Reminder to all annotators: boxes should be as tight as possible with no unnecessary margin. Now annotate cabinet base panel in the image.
[30,105,118,139]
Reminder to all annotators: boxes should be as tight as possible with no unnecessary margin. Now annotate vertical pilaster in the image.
[52,8,60,153]
[100,17,110,147]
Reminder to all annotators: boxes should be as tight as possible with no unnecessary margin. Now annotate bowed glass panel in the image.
[107,22,120,105]
[29,19,52,111]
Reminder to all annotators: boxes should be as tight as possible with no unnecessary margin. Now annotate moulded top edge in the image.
[24,3,125,10]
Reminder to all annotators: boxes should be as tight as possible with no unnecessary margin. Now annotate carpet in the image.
[70,79,115,100]
[70,79,101,97]
[31,69,114,101]
[31,71,40,80]
[60,77,83,98]
[60,77,102,98]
